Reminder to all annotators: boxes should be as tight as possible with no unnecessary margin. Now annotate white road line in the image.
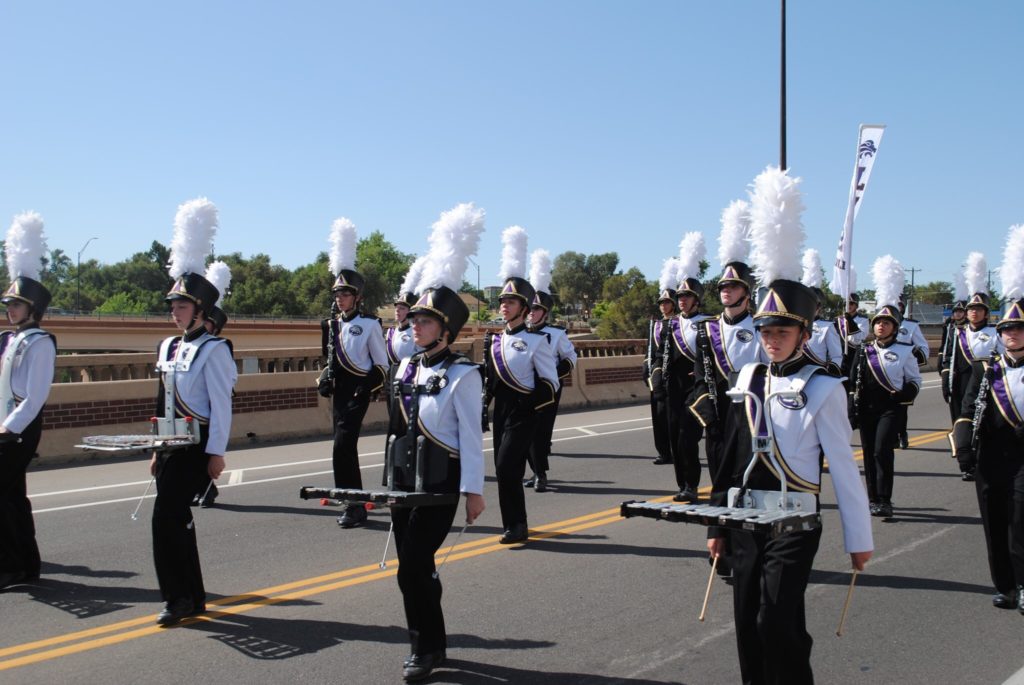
[575,427,599,436]
[228,469,244,485]
[31,424,652,514]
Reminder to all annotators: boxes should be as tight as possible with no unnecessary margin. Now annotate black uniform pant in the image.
[528,387,562,475]
[152,446,210,607]
[670,401,703,491]
[975,441,1024,594]
[0,417,43,578]
[392,501,459,656]
[650,391,671,459]
[332,386,370,489]
[492,395,538,530]
[859,404,899,503]
[732,527,822,685]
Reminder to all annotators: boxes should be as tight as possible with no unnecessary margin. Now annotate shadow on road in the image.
[809,570,991,595]
[435,659,687,685]
[523,536,707,560]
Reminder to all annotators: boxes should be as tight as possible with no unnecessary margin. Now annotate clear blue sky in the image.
[1,1,1021,293]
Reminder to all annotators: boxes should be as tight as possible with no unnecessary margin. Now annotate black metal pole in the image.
[780,0,787,171]
[76,253,80,315]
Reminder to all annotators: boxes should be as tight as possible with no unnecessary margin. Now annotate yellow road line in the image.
[0,430,950,671]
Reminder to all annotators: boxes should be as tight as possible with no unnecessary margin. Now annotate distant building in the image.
[483,285,502,308]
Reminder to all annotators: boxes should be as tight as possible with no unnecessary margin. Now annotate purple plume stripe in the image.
[865,344,898,393]
[707,320,732,375]
[990,358,1023,428]
[493,334,531,393]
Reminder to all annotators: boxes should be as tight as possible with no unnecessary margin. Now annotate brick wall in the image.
[42,387,320,430]
[584,366,643,385]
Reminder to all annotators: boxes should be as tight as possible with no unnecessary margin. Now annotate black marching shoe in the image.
[523,474,536,488]
[403,650,446,682]
[962,468,976,482]
[898,432,909,450]
[992,591,1017,609]
[499,523,529,544]
[534,472,548,493]
[199,484,219,508]
[878,501,894,519]
[652,455,672,465]
[869,502,882,517]
[1018,586,1024,615]
[156,598,197,626]
[0,571,26,591]
[673,487,698,503]
[337,505,368,529]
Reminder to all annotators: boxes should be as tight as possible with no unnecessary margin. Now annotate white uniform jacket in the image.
[804,320,843,373]
[385,323,420,366]
[490,324,560,404]
[395,354,485,495]
[0,327,56,433]
[532,323,578,380]
[157,331,238,456]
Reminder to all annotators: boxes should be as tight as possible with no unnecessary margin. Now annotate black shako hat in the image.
[966,292,991,311]
[166,272,220,318]
[676,277,705,301]
[753,279,817,329]
[998,298,1024,332]
[410,286,470,343]
[499,276,535,307]
[208,306,228,334]
[718,261,755,293]
[332,269,365,295]
[532,290,555,312]
[871,304,903,328]
[656,287,677,305]
[2,276,52,317]
[394,290,418,308]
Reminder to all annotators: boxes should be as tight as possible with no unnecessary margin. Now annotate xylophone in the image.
[620,500,821,538]
[78,417,201,454]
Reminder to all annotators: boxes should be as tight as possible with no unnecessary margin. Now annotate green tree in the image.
[552,251,619,316]
[356,231,414,315]
[595,268,657,339]
[95,291,153,314]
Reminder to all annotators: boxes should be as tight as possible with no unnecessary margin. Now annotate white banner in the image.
[833,124,886,303]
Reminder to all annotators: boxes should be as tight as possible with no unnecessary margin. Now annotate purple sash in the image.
[399,359,418,419]
[957,327,976,362]
[386,327,400,365]
[989,357,1023,428]
[706,320,733,375]
[492,333,531,393]
[802,340,826,366]
[864,344,899,393]
[745,368,770,443]
[333,320,366,376]
[672,318,696,361]
[654,320,664,341]
[836,315,849,339]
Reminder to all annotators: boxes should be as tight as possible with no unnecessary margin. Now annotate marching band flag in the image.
[833,124,886,303]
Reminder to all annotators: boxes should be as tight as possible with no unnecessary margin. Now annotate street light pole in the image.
[467,256,482,321]
[77,236,98,315]
[780,0,787,171]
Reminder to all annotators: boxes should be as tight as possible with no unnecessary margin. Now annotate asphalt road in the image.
[2,371,1022,685]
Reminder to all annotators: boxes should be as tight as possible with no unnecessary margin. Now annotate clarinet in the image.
[945,323,956,398]
[851,347,864,427]
[697,320,719,424]
[970,357,995,452]
[660,318,672,386]
[317,302,339,397]
[644,318,655,381]
[481,331,493,433]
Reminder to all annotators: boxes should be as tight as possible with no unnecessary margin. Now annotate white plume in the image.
[399,255,428,296]
[168,198,218,278]
[871,254,905,309]
[999,225,1024,300]
[5,211,47,281]
[419,202,486,292]
[964,252,987,296]
[529,249,552,294]
[800,249,823,288]
[677,232,706,282]
[328,217,357,276]
[952,270,968,301]
[659,257,680,291]
[498,225,528,281]
[748,166,805,285]
[204,261,231,307]
[718,199,751,266]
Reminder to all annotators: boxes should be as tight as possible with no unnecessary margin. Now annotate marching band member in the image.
[484,226,558,544]
[708,167,872,685]
[800,249,842,377]
[320,218,389,529]
[945,254,1001,482]
[691,200,760,502]
[938,270,969,424]
[387,257,426,370]
[151,199,237,625]
[194,260,233,509]
[850,256,922,518]
[0,213,56,590]
[525,249,577,493]
[646,259,680,466]
[388,203,486,681]
[832,268,869,380]
[894,292,931,449]
[668,233,710,502]
[951,225,1024,612]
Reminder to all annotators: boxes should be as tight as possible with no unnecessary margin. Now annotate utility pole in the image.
[780,0,787,170]
[77,236,99,315]
[906,267,920,317]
